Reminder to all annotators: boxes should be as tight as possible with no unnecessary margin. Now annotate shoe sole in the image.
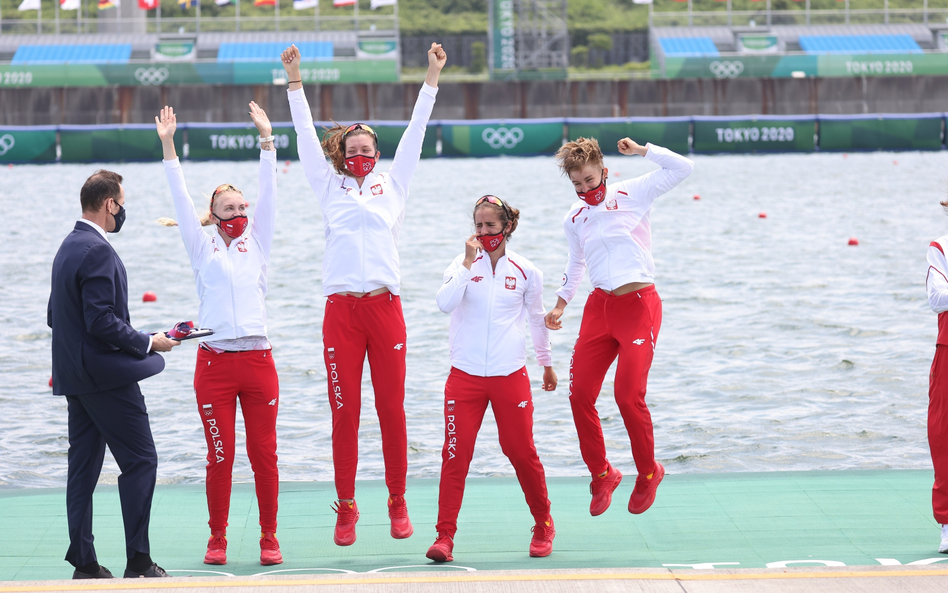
[260,557,283,566]
[426,549,453,563]
[391,525,414,539]
[590,471,623,516]
[334,534,356,546]
[203,558,226,566]
[629,463,665,515]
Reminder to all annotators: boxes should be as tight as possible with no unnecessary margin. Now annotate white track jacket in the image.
[928,236,948,345]
[288,84,437,296]
[437,249,552,377]
[556,144,694,304]
[163,150,277,342]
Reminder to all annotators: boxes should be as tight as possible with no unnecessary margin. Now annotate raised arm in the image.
[248,101,278,259]
[387,43,445,196]
[282,44,336,198]
[618,139,695,208]
[157,106,206,265]
[929,243,948,313]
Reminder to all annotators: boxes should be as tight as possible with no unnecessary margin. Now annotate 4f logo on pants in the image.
[633,339,645,345]
[394,343,404,350]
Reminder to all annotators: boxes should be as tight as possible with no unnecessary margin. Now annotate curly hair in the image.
[473,198,520,240]
[555,137,604,176]
[321,123,379,176]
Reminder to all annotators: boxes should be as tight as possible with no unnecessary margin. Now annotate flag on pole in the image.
[17,0,40,10]
[294,0,318,8]
[178,0,196,8]
[216,0,233,6]
[370,0,395,8]
[138,0,159,8]
[98,0,120,9]
[631,0,652,4]
[255,0,276,5]
[61,0,81,8]
[333,0,355,6]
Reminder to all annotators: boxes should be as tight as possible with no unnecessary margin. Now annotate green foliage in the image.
[469,39,486,74]
[570,45,589,68]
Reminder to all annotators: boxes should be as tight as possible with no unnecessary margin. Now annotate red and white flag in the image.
[333,0,355,6]
[138,0,159,8]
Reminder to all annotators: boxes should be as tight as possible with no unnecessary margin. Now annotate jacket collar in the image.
[76,219,109,242]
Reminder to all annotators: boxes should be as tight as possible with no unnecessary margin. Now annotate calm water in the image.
[1,151,945,489]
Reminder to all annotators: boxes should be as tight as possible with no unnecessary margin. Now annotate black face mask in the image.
[108,202,126,234]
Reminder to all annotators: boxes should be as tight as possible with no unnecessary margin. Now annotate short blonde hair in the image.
[555,137,604,176]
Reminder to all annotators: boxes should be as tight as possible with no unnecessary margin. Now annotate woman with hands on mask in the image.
[428,195,557,563]
[155,102,282,567]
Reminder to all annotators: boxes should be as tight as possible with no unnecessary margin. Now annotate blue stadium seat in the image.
[11,44,132,64]
[658,37,719,57]
[798,35,922,54]
[217,41,333,62]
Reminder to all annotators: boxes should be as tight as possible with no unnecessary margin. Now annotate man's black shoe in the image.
[123,563,169,578]
[72,566,114,579]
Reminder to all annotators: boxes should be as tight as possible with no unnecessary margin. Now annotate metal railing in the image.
[650,3,948,28]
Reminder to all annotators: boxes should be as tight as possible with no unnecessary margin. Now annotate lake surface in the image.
[1,150,945,489]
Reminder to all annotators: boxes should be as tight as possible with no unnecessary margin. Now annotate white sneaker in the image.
[940,525,948,554]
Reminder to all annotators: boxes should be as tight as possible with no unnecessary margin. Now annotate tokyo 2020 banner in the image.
[659,53,948,80]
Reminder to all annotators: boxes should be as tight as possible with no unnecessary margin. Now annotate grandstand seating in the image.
[217,41,333,62]
[11,44,132,64]
[799,34,923,54]
[658,37,720,57]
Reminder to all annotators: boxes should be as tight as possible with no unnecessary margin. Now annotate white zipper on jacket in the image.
[359,192,367,293]
[225,238,239,334]
[483,258,498,376]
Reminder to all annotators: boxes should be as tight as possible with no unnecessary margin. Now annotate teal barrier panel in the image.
[60,124,184,163]
[187,123,297,160]
[566,117,691,155]
[441,119,564,157]
[818,113,944,151]
[309,121,438,159]
[693,116,816,153]
[0,126,57,163]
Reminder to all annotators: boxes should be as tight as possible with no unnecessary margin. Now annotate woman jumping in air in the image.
[155,102,282,566]
[428,195,557,562]
[281,42,446,546]
[545,136,693,517]
[926,199,948,554]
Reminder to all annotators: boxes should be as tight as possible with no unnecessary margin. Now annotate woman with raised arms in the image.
[155,103,282,566]
[281,42,446,546]
[428,195,557,562]
[545,136,693,518]
[926,199,948,554]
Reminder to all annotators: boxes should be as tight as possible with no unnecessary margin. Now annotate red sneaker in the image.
[426,533,454,563]
[204,531,227,565]
[589,463,622,516]
[529,518,555,558]
[628,462,665,514]
[332,500,359,546]
[259,532,283,566]
[388,495,414,539]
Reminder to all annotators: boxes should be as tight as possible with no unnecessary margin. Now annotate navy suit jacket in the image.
[48,222,164,396]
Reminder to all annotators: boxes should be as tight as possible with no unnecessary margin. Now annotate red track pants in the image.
[194,347,280,533]
[435,367,551,538]
[569,286,663,477]
[930,345,948,524]
[322,292,407,500]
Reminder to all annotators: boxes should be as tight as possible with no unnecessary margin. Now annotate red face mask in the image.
[477,232,505,252]
[345,154,376,177]
[217,214,248,239]
[576,174,606,206]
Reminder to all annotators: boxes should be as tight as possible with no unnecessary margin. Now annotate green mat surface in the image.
[0,471,944,581]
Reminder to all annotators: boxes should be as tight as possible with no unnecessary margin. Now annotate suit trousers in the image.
[65,384,157,566]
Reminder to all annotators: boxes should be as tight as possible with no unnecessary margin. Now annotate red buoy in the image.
[758,212,767,219]
[285,160,291,167]
[893,160,898,165]
[142,291,157,302]
[283,168,289,174]
[693,194,701,200]
[48,377,53,387]
[613,172,621,177]
[848,238,859,246]
[842,153,848,159]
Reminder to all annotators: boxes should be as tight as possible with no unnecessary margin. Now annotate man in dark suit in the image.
[48,170,180,579]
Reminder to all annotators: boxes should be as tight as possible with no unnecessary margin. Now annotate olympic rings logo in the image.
[481,127,524,150]
[709,60,744,79]
[134,67,170,86]
[0,134,14,156]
